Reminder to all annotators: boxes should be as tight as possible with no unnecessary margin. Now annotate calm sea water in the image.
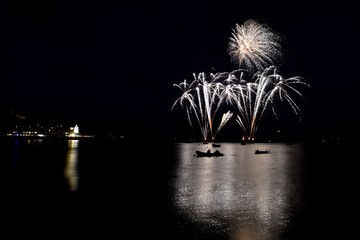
[0,138,356,239]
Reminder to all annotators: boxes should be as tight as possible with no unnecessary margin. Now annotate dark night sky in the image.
[1,1,359,140]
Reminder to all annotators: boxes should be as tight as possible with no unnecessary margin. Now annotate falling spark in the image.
[172,66,310,141]
[172,72,233,141]
[172,20,310,141]
[231,66,311,140]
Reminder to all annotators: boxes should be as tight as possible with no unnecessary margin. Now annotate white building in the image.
[69,124,80,137]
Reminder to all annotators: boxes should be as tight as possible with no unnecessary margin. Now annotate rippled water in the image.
[0,138,355,239]
[170,142,306,240]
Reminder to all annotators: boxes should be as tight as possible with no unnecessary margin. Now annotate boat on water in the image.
[254,149,269,154]
[195,150,224,157]
[212,143,221,147]
[240,136,247,145]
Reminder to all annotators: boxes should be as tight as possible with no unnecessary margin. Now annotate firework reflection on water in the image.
[172,142,305,240]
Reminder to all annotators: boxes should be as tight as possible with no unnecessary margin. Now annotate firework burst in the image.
[228,19,283,73]
[231,66,310,140]
[172,67,310,141]
[172,19,310,141]
[172,72,233,141]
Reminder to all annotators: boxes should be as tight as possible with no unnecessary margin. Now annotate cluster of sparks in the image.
[172,19,310,141]
[228,19,283,72]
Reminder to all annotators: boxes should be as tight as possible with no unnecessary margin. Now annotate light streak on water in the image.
[173,142,305,240]
[65,139,79,191]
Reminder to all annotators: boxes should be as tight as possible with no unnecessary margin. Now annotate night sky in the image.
[1,1,359,140]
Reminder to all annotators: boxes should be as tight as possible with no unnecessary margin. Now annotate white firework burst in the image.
[228,19,283,73]
[172,19,310,141]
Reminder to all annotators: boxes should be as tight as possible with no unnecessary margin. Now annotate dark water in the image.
[0,138,356,239]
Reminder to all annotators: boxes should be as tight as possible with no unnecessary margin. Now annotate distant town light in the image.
[74,125,79,134]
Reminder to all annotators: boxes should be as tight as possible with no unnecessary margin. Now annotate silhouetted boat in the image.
[212,143,221,147]
[254,149,269,154]
[195,150,224,157]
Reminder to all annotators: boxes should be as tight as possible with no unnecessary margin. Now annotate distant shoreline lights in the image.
[5,124,95,139]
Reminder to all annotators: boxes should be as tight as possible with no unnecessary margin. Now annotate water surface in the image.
[0,138,355,239]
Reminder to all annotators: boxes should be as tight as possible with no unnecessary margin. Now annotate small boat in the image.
[254,149,269,154]
[195,150,224,157]
[212,143,221,147]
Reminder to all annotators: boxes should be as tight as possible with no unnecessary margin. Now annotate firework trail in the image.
[172,66,310,141]
[172,19,310,141]
[172,72,233,141]
[232,66,311,140]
